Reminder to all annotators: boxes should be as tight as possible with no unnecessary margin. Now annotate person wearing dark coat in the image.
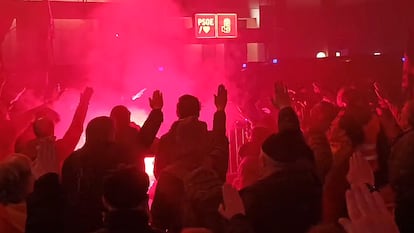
[151,86,229,233]
[25,173,63,233]
[61,116,125,233]
[239,106,322,233]
[389,100,414,233]
[110,90,163,171]
[91,167,162,233]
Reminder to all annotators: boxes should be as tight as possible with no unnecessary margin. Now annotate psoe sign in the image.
[195,13,238,39]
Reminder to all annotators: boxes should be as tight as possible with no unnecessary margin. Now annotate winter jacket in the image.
[237,107,322,233]
[113,109,163,171]
[61,142,126,233]
[151,111,228,233]
[239,167,321,233]
[25,173,63,233]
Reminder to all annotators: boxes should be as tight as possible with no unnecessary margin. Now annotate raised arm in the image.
[271,82,300,132]
[58,88,93,160]
[210,85,229,181]
[137,90,164,149]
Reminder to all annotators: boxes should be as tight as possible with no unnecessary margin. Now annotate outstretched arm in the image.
[272,82,300,132]
[58,88,93,161]
[137,90,164,149]
[210,85,229,181]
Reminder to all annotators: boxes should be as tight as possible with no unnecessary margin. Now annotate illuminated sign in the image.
[217,14,238,38]
[195,14,217,38]
[195,13,238,39]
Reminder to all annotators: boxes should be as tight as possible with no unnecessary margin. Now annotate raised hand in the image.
[339,185,399,233]
[80,87,94,104]
[214,84,228,111]
[347,154,375,186]
[149,90,163,110]
[374,82,389,109]
[272,81,291,109]
[32,138,59,179]
[218,183,245,220]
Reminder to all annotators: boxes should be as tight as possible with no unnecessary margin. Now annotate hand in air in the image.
[214,84,228,111]
[218,183,245,220]
[339,184,399,233]
[80,87,94,104]
[272,81,291,109]
[149,90,163,110]
[347,154,375,186]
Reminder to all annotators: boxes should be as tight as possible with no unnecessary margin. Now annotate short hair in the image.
[33,117,55,138]
[103,166,149,209]
[85,116,114,143]
[110,105,131,124]
[0,154,32,205]
[177,95,201,119]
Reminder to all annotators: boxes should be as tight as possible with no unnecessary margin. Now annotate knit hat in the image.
[103,167,149,209]
[261,130,314,163]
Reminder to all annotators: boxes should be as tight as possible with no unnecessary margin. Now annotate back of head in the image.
[33,117,55,138]
[103,166,149,210]
[177,95,201,119]
[110,105,131,128]
[85,116,115,145]
[0,154,33,205]
[262,130,314,165]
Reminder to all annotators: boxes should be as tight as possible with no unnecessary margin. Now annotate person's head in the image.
[33,117,55,138]
[177,95,201,119]
[102,166,149,213]
[110,105,131,130]
[400,100,414,130]
[0,154,34,205]
[309,101,339,132]
[85,116,115,145]
[260,130,314,175]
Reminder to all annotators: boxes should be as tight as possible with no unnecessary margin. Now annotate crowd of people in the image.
[0,51,413,233]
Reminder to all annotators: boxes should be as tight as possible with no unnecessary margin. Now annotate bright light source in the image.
[316,52,327,59]
[115,33,119,38]
[158,66,165,72]
[373,52,381,56]
[272,58,278,64]
[242,63,247,68]
[402,57,406,62]
[335,52,341,57]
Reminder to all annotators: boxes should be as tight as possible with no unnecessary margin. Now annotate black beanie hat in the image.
[262,130,314,163]
[103,167,149,209]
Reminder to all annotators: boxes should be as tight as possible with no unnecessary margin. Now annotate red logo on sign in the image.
[195,14,217,38]
[217,14,238,38]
